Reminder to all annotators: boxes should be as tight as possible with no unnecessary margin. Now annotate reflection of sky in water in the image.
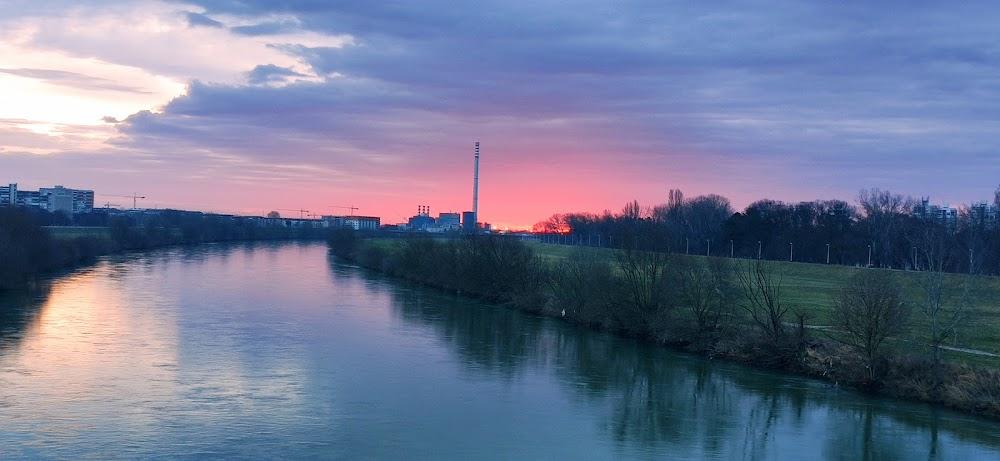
[0,242,999,459]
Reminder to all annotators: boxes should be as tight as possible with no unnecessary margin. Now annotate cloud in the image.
[5,1,1000,226]
[231,20,303,36]
[245,64,308,85]
[0,67,153,94]
[184,11,223,28]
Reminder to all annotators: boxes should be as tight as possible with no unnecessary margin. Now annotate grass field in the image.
[529,242,1000,367]
[44,226,111,240]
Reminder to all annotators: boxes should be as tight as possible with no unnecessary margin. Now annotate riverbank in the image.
[0,207,327,292]
[329,231,1000,419]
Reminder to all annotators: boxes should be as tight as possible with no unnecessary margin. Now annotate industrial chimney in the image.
[472,141,480,228]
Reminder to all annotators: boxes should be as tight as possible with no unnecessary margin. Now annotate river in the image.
[1,241,999,459]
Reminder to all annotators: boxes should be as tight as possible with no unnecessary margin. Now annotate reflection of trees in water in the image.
[558,335,745,455]
[388,284,547,381]
[822,405,914,461]
[353,262,1000,458]
[0,283,52,352]
[384,280,749,454]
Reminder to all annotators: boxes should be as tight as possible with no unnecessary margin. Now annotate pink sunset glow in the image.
[4,2,1000,230]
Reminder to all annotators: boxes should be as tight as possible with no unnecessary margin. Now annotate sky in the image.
[2,1,999,230]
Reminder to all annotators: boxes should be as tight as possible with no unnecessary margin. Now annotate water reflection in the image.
[0,244,322,459]
[2,243,999,460]
[0,283,52,352]
[379,264,1000,460]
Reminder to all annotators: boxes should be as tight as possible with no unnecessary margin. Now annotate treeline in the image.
[536,187,1000,275]
[329,229,547,310]
[330,230,1000,419]
[105,209,327,249]
[0,207,109,291]
[0,207,327,291]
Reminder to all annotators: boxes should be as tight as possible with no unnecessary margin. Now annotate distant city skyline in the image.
[3,2,1000,229]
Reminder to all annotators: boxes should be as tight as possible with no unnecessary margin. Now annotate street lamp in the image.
[826,243,830,264]
[867,244,872,268]
[707,239,711,256]
[789,242,793,262]
[686,238,690,255]
[758,241,762,260]
[730,239,734,258]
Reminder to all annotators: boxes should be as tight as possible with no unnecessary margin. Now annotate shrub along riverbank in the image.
[0,207,327,291]
[329,230,1000,419]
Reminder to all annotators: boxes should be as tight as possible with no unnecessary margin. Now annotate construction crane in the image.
[329,205,359,216]
[277,208,310,219]
[106,193,146,209]
[103,202,122,209]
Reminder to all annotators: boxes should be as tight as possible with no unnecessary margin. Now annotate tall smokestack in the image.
[472,141,480,227]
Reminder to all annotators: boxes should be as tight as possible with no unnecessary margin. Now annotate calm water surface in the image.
[2,242,1000,459]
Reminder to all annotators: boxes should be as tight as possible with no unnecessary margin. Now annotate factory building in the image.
[462,211,476,232]
[407,205,435,230]
[437,212,461,229]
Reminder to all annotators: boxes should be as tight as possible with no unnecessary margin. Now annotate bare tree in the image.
[549,247,616,324]
[652,191,732,255]
[858,188,915,268]
[621,200,643,222]
[831,270,910,383]
[672,256,734,335]
[612,220,672,334]
[734,258,789,342]
[912,228,975,370]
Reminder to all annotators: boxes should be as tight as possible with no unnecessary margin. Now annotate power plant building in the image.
[462,211,476,231]
[437,212,460,229]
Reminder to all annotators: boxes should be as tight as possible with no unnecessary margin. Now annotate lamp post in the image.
[730,240,734,258]
[686,238,690,255]
[758,241,762,260]
[826,243,830,264]
[707,239,711,257]
[789,242,793,262]
[867,244,872,268]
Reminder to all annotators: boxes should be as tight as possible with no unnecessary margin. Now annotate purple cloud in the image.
[7,0,1000,225]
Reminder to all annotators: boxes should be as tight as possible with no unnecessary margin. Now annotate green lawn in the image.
[44,226,111,240]
[530,242,1000,367]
